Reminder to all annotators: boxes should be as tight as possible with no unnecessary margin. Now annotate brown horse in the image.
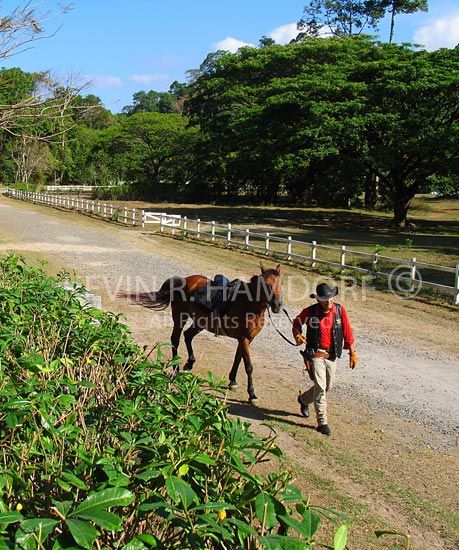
[122,264,283,403]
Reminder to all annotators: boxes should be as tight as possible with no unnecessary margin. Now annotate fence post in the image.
[311,241,317,268]
[287,236,292,260]
[132,208,136,226]
[340,245,346,273]
[124,207,128,224]
[227,223,232,245]
[197,219,201,239]
[160,213,164,232]
[455,264,459,305]
[211,221,216,241]
[265,233,270,255]
[141,210,145,228]
[245,229,250,250]
[183,216,188,235]
[410,257,417,292]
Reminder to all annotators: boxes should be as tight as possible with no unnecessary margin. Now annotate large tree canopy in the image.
[186,37,459,226]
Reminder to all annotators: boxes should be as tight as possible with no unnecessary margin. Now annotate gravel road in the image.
[1,192,458,450]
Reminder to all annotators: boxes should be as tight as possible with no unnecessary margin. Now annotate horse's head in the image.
[259,263,283,313]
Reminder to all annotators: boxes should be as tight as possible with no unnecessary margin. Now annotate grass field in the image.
[133,195,459,267]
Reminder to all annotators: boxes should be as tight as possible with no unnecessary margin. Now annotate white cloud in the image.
[93,75,123,89]
[414,15,459,50]
[213,36,255,53]
[129,73,170,85]
[269,23,299,44]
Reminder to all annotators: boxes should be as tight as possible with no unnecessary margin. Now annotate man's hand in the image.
[294,333,307,346]
[349,351,358,369]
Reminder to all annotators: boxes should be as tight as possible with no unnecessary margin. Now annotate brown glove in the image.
[294,333,307,346]
[349,351,358,369]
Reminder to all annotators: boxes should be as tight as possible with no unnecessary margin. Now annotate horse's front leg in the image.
[231,338,257,404]
[228,343,243,390]
[183,324,202,370]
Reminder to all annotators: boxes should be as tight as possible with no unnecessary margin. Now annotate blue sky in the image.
[2,0,459,113]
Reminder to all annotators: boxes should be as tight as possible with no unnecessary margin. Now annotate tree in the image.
[0,2,89,145]
[382,0,428,43]
[186,37,459,225]
[359,43,459,226]
[297,0,386,37]
[94,112,198,198]
[122,90,181,115]
[297,0,428,42]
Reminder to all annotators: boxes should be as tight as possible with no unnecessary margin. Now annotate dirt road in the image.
[1,192,458,549]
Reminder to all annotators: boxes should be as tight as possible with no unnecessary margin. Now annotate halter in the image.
[257,269,283,312]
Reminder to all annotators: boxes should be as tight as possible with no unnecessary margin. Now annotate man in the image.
[292,283,357,436]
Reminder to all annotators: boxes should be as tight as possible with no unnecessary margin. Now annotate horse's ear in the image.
[276,264,281,273]
[260,262,266,273]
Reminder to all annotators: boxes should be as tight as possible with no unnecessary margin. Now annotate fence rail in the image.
[6,188,459,304]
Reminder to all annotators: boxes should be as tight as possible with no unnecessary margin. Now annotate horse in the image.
[121,263,283,403]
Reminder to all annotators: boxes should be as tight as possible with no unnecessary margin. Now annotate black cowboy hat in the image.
[310,283,338,301]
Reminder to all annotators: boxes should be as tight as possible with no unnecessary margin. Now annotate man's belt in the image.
[313,348,336,360]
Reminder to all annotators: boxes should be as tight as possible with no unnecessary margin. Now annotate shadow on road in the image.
[225,396,316,430]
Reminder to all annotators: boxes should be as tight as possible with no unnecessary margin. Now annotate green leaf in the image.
[0,511,23,525]
[279,485,303,502]
[60,471,89,490]
[255,492,277,530]
[16,518,59,549]
[72,488,134,516]
[165,476,198,508]
[333,523,349,550]
[75,509,123,531]
[260,534,311,549]
[136,469,161,481]
[66,518,99,550]
[226,517,258,536]
[278,515,313,539]
[52,500,73,518]
[178,463,189,476]
[193,453,216,466]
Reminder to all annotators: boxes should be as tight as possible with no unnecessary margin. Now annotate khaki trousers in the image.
[299,356,337,426]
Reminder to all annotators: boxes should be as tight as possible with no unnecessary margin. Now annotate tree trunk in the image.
[364,171,379,209]
[389,1,396,43]
[391,173,417,228]
[392,199,410,228]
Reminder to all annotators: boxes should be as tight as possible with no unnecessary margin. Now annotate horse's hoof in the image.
[249,396,258,406]
[228,381,238,390]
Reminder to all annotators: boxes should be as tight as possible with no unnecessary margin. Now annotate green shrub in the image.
[0,254,351,549]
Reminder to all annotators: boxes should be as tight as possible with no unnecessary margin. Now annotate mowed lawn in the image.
[131,194,459,267]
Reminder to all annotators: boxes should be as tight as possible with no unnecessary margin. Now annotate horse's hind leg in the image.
[171,310,187,369]
[183,324,202,370]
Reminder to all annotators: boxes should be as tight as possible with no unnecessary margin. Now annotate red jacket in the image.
[292,302,354,352]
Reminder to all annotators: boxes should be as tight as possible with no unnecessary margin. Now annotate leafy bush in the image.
[0,254,351,549]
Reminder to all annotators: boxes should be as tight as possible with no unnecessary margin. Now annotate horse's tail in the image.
[118,276,187,311]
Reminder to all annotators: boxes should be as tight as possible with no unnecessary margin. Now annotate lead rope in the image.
[266,306,297,346]
[268,306,311,396]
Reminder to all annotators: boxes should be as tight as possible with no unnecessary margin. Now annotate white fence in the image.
[44,185,125,191]
[142,212,181,231]
[6,188,459,304]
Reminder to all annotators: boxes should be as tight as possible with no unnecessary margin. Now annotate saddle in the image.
[192,274,240,315]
